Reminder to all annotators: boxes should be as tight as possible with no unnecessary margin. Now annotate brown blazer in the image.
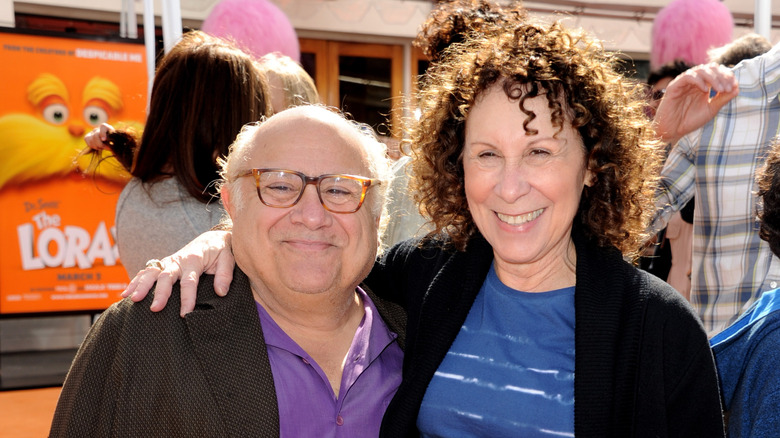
[50,266,406,437]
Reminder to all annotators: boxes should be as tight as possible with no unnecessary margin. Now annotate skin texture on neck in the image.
[492,237,577,292]
[250,275,364,397]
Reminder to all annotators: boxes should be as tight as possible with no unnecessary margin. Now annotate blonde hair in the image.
[258,52,319,110]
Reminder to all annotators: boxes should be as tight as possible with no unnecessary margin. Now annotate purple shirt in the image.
[257,287,403,437]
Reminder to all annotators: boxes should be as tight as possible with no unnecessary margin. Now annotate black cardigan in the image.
[368,228,724,438]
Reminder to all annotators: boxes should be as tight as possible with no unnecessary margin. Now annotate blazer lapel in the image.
[185,269,280,437]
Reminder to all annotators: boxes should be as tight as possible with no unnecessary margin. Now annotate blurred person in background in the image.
[640,59,693,297]
[257,52,319,114]
[85,30,272,276]
[652,40,779,335]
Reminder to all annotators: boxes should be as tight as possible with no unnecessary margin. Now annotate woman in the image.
[125,16,724,437]
[85,30,272,276]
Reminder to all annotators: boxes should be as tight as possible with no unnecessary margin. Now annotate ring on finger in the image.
[145,259,164,270]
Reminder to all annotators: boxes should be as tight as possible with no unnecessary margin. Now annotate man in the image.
[710,138,780,437]
[645,39,773,300]
[640,59,693,292]
[50,106,406,437]
[645,59,692,120]
[652,42,780,335]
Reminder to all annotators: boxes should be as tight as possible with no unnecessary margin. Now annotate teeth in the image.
[496,208,544,225]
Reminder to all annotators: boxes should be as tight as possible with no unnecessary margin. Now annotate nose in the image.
[290,185,331,229]
[69,124,85,137]
[495,162,531,202]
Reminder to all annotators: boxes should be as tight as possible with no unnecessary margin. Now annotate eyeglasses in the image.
[650,88,666,101]
[236,168,381,214]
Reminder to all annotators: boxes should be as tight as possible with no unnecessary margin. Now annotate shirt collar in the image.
[256,286,398,363]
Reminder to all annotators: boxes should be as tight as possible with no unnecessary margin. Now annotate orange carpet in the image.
[0,386,61,437]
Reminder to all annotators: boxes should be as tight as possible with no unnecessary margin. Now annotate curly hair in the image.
[410,19,664,257]
[757,139,780,258]
[414,0,527,62]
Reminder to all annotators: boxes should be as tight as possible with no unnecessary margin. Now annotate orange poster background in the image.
[0,31,147,313]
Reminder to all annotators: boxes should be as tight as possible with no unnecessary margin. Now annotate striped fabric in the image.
[652,43,780,335]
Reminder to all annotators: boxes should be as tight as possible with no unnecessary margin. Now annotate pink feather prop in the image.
[202,0,300,62]
[651,0,733,69]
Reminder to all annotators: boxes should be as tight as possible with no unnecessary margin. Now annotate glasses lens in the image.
[319,176,364,212]
[257,171,303,207]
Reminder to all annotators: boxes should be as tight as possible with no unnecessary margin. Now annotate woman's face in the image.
[463,83,593,280]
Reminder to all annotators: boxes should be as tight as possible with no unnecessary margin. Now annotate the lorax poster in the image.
[0,30,147,313]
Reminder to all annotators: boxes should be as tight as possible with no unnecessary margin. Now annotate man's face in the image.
[225,109,380,299]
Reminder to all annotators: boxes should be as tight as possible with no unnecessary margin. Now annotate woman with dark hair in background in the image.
[86,30,271,276]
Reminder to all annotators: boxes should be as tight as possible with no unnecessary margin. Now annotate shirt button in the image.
[301,358,310,365]
[771,281,778,289]
[353,355,362,362]
[336,415,344,426]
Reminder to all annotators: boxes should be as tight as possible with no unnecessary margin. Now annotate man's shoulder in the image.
[107,270,243,324]
[734,43,780,82]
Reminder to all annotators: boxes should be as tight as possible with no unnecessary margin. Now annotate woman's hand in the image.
[84,123,115,151]
[122,230,235,316]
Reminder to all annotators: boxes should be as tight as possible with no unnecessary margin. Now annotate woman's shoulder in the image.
[632,267,707,337]
[116,177,142,204]
[383,234,448,260]
[382,232,491,268]
[615,258,697,317]
[117,176,178,207]
[117,177,220,224]
[578,242,700,326]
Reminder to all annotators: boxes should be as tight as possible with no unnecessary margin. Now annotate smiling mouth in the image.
[496,208,544,225]
[284,239,334,250]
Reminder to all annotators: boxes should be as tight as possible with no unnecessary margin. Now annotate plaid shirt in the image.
[652,43,780,336]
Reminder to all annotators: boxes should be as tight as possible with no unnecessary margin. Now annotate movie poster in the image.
[0,31,147,313]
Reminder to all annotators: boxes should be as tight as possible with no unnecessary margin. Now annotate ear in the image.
[221,184,235,217]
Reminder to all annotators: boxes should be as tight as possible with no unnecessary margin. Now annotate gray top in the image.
[115,177,224,277]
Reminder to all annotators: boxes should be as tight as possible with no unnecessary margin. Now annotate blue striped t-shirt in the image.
[417,265,575,437]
